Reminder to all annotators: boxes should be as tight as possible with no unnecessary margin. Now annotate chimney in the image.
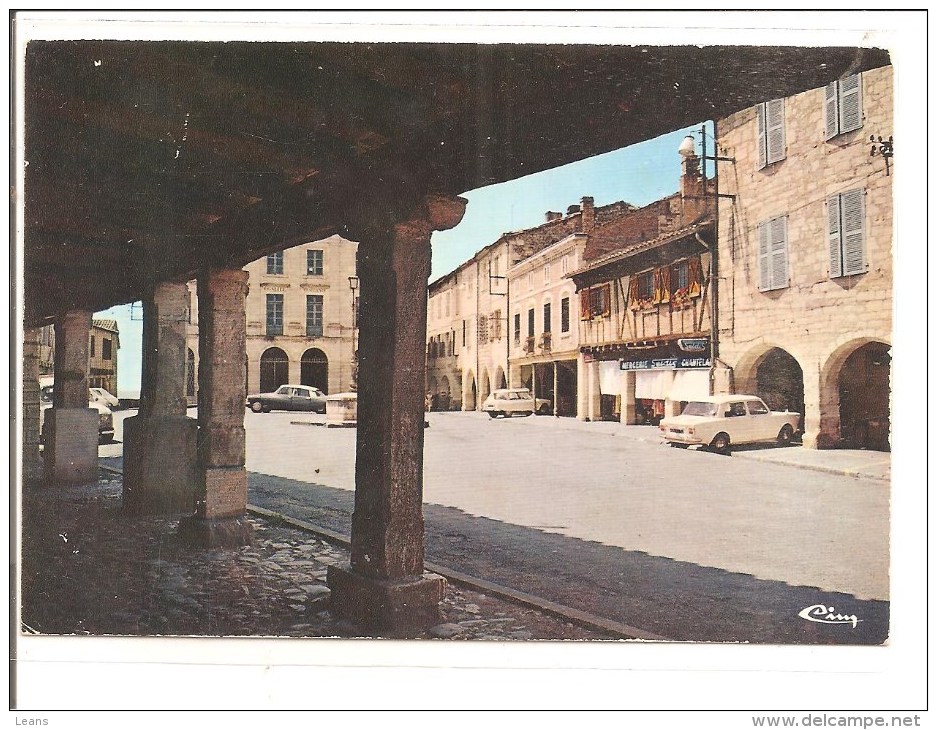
[566,204,580,215]
[680,152,702,201]
[545,211,562,223]
[580,196,595,232]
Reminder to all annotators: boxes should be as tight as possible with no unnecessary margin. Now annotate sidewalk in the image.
[18,467,606,641]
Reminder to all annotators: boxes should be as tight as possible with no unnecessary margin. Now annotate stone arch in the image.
[730,340,804,397]
[463,370,477,411]
[819,336,891,450]
[259,347,289,393]
[439,375,451,411]
[185,347,196,399]
[480,369,492,404]
[301,348,329,393]
[493,365,507,391]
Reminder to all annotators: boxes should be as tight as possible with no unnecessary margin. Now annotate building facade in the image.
[715,65,893,450]
[186,234,359,402]
[571,153,715,424]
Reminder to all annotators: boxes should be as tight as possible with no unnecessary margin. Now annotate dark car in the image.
[247,384,327,413]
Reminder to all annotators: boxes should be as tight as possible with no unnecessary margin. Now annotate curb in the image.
[246,503,666,642]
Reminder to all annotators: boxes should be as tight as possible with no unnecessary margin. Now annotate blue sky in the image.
[98,122,710,396]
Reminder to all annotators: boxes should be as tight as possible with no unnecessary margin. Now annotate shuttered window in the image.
[757,215,789,292]
[824,74,863,140]
[828,189,867,278]
[756,98,786,169]
[561,297,570,333]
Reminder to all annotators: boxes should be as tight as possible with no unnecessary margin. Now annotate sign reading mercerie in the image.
[620,357,712,371]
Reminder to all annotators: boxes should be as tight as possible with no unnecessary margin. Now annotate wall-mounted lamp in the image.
[869,135,894,176]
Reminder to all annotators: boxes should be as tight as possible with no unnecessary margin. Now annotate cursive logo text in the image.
[798,604,860,628]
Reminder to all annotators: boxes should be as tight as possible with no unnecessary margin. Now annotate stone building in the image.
[570,152,715,424]
[714,65,893,450]
[186,234,359,401]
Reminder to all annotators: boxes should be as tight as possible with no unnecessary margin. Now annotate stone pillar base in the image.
[123,415,198,514]
[327,564,446,637]
[177,515,254,548]
[201,466,248,519]
[43,408,99,484]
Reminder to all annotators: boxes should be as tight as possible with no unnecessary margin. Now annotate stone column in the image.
[621,371,637,424]
[179,269,253,546]
[586,360,600,422]
[44,310,98,484]
[123,281,198,513]
[328,194,466,635]
[22,327,43,485]
[803,361,831,450]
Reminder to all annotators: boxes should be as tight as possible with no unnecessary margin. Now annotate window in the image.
[544,263,551,283]
[90,335,95,357]
[445,292,450,317]
[672,261,690,293]
[589,284,610,318]
[306,295,323,337]
[561,297,570,333]
[756,98,786,168]
[306,249,324,276]
[757,215,789,292]
[543,302,552,333]
[102,338,112,361]
[824,74,862,140]
[477,315,489,341]
[527,308,535,337]
[491,309,502,341]
[462,319,467,347]
[528,272,533,291]
[828,189,866,277]
[267,251,284,275]
[514,313,521,344]
[562,255,569,274]
[266,293,284,335]
[636,272,654,301]
[747,400,769,415]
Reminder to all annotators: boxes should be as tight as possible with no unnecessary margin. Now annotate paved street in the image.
[105,409,890,643]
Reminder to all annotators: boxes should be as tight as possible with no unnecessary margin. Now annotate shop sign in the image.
[620,356,711,371]
[677,338,709,353]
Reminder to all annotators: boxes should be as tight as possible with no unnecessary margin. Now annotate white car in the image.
[39,385,115,444]
[659,394,800,453]
[482,388,552,418]
[89,387,120,409]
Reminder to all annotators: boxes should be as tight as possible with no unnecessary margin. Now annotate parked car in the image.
[659,394,800,454]
[39,385,115,444]
[89,387,120,409]
[247,384,327,413]
[482,388,552,418]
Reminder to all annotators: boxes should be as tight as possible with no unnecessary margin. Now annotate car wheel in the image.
[537,404,550,415]
[710,432,731,455]
[261,406,272,413]
[777,424,794,446]
[487,411,499,419]
[670,442,689,449]
[250,401,264,413]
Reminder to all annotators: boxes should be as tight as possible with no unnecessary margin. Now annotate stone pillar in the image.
[44,310,98,484]
[803,361,833,450]
[328,194,466,635]
[22,327,43,485]
[586,360,600,422]
[621,371,637,425]
[124,281,198,514]
[179,269,253,546]
[576,353,588,421]
[288,358,302,388]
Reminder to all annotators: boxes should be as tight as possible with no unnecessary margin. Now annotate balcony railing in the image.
[539,332,552,352]
[524,336,536,354]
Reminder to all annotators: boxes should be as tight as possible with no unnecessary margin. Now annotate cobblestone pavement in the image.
[19,470,604,641]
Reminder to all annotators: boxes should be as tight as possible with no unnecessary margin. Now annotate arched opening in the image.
[260,347,289,394]
[755,348,805,433]
[464,372,477,411]
[301,348,329,394]
[185,347,196,399]
[440,376,451,411]
[480,371,492,404]
[838,342,890,451]
[494,366,507,390]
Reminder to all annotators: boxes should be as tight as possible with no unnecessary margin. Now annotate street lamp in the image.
[348,276,359,391]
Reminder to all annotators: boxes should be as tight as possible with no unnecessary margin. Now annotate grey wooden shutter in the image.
[756,103,767,169]
[824,82,839,140]
[827,194,843,278]
[766,98,786,164]
[758,221,770,290]
[769,216,788,290]
[839,74,862,134]
[841,189,866,274]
